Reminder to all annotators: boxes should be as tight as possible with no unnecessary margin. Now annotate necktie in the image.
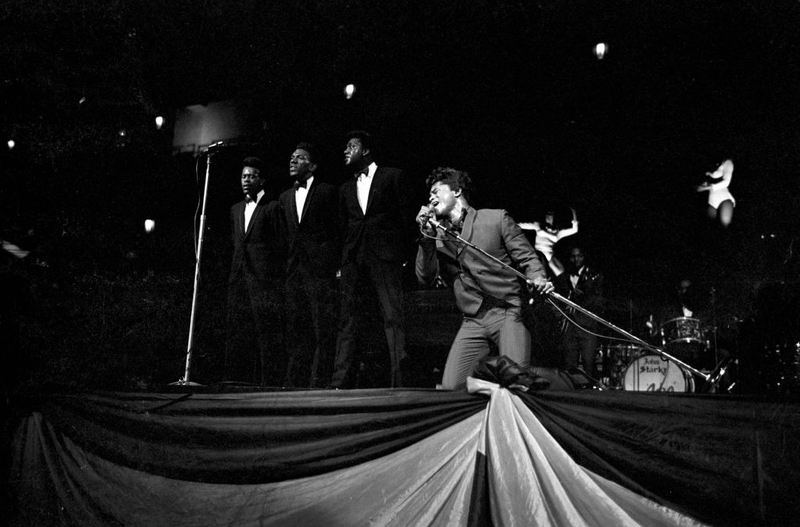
[356,169,368,179]
[294,179,307,190]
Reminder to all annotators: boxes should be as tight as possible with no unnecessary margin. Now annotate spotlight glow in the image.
[155,116,164,129]
[344,84,356,99]
[7,139,15,150]
[144,219,155,233]
[594,42,608,59]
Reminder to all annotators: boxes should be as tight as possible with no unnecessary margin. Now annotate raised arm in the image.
[556,208,579,241]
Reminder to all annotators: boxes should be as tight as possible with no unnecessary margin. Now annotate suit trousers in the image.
[224,275,284,385]
[283,266,337,388]
[441,303,531,390]
[331,257,406,388]
[563,324,599,379]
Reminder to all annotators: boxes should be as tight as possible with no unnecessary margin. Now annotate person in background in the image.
[696,159,735,227]
[519,208,579,277]
[555,245,604,379]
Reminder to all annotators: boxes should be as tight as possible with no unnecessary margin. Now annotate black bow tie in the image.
[294,179,308,190]
[355,169,369,179]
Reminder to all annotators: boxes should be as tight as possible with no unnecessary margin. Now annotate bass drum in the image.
[623,354,694,392]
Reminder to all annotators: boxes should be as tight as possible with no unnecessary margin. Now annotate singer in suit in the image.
[554,246,604,378]
[278,143,340,388]
[330,131,413,389]
[415,167,553,390]
[225,156,284,385]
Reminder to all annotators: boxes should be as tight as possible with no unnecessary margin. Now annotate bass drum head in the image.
[623,354,694,392]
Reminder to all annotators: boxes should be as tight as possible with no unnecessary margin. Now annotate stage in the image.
[5,377,800,526]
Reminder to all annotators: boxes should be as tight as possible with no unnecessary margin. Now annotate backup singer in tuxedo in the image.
[225,157,284,384]
[278,143,340,388]
[555,246,604,378]
[415,167,553,390]
[330,131,413,388]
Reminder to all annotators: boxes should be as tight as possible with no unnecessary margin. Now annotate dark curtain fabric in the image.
[518,390,800,527]
[6,387,800,526]
[25,389,486,484]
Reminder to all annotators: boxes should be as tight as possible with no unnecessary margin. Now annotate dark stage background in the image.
[1,1,799,392]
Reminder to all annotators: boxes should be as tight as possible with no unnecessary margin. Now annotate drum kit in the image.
[598,316,725,392]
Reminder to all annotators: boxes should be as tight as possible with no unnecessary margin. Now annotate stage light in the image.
[344,84,356,99]
[144,219,155,233]
[118,129,127,137]
[155,116,164,129]
[594,42,608,59]
[7,139,15,150]
[79,97,86,105]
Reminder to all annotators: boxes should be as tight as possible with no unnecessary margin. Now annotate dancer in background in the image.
[519,207,578,276]
[696,159,735,227]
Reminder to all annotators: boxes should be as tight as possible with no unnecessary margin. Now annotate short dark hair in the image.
[345,130,372,151]
[242,156,264,172]
[426,167,473,201]
[295,142,318,164]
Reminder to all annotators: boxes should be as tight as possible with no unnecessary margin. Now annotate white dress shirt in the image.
[244,189,264,232]
[356,162,377,214]
[295,176,314,223]
[570,266,584,289]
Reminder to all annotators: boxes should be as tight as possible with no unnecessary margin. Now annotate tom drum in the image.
[661,317,708,365]
[623,354,694,392]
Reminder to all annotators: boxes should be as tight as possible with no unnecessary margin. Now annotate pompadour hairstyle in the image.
[426,167,473,201]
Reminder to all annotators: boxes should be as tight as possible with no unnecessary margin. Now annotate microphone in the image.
[206,140,226,151]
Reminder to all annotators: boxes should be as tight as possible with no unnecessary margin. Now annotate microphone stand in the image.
[429,219,716,388]
[171,143,224,387]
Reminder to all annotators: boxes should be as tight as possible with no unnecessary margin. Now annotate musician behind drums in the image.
[646,278,713,369]
[554,245,605,379]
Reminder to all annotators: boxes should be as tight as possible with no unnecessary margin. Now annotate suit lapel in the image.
[300,183,315,224]
[236,202,247,238]
[288,191,300,229]
[456,207,476,257]
[364,167,378,214]
[245,200,265,239]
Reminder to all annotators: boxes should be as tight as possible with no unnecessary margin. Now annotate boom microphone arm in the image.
[429,219,711,383]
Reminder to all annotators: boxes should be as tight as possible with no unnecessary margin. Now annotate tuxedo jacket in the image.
[278,181,340,279]
[555,265,604,329]
[416,207,547,316]
[339,166,413,265]
[228,197,282,284]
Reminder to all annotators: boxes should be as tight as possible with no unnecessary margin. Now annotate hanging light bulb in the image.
[594,42,608,59]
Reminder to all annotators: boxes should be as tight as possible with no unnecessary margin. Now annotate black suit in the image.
[225,195,284,384]
[555,265,604,377]
[278,180,340,387]
[331,166,413,388]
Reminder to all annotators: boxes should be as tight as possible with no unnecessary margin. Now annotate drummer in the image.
[646,278,713,364]
[647,279,706,335]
